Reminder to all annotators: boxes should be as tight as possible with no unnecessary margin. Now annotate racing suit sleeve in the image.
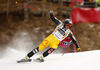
[50,12,61,25]
[68,32,80,48]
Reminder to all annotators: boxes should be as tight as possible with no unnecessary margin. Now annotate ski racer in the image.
[20,10,81,62]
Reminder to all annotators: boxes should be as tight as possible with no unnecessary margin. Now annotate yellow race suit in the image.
[38,13,71,51]
[26,11,80,58]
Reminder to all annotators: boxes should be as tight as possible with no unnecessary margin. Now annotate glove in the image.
[78,48,81,51]
[50,10,54,14]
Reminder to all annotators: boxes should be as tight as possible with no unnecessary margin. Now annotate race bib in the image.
[54,30,64,40]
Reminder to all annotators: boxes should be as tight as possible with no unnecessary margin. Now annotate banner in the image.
[70,8,100,24]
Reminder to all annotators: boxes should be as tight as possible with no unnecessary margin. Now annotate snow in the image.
[0,48,100,70]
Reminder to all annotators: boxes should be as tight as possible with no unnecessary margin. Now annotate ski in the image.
[17,59,32,63]
[34,58,44,62]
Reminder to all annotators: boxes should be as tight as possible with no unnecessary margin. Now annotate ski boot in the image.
[17,56,31,63]
[35,55,44,62]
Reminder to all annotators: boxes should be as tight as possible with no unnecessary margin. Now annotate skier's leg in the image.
[36,48,55,62]
[27,47,39,58]
[26,38,50,59]
[37,44,58,60]
[21,47,39,60]
[42,44,59,58]
[43,48,55,57]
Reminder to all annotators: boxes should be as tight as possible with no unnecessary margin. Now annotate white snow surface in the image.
[0,48,100,70]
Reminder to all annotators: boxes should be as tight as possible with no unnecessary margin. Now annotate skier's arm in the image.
[68,32,81,51]
[50,10,61,25]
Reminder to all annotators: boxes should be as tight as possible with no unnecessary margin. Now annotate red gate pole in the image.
[72,22,76,52]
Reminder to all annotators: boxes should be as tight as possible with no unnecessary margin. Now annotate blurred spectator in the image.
[63,0,71,6]
[84,0,95,7]
[47,0,58,3]
[63,0,83,7]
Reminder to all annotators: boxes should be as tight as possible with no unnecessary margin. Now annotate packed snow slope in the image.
[0,48,100,70]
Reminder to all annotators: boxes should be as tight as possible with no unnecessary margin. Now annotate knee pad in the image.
[43,48,55,57]
[27,47,39,58]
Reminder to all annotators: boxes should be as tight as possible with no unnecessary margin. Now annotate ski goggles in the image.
[65,23,71,26]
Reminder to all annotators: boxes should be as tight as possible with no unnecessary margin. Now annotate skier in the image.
[18,10,81,62]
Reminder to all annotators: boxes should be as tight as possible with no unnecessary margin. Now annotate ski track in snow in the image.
[0,48,100,70]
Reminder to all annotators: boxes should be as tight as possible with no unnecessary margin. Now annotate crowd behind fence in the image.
[0,0,99,22]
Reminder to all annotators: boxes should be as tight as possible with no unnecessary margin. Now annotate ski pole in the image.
[61,50,77,56]
[15,2,48,11]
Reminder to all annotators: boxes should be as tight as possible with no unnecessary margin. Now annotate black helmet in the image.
[64,19,72,27]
